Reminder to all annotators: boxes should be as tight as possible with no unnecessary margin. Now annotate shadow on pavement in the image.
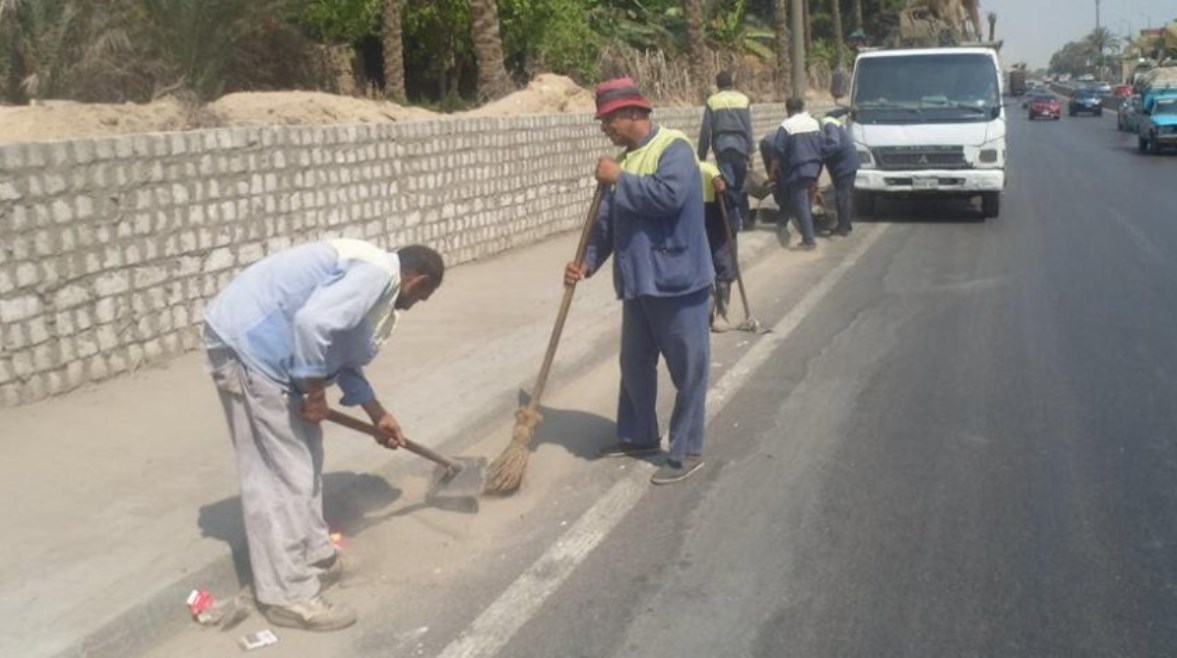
[859,197,986,224]
[197,472,402,586]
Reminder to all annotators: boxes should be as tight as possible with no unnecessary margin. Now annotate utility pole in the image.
[1095,0,1103,79]
[791,0,805,99]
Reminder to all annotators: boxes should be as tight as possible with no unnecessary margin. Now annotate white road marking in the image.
[437,223,892,658]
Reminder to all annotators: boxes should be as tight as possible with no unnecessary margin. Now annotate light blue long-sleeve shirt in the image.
[203,240,401,406]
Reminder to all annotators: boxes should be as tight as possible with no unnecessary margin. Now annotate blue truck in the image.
[1137,89,1177,154]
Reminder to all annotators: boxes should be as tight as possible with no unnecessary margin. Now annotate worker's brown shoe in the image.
[264,595,356,632]
[597,441,660,459]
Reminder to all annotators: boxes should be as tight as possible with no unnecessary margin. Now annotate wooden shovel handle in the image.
[325,409,460,471]
[528,183,608,410]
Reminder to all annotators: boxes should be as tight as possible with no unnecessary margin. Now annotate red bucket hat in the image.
[593,77,654,119]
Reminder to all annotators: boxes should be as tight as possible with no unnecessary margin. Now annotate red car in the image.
[1113,84,1133,98]
[1028,93,1061,120]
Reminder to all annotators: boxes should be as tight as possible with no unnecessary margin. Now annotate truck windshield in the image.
[853,53,999,124]
[1154,99,1177,115]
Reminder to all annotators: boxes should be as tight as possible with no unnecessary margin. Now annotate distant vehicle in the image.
[1069,89,1103,116]
[1008,69,1027,96]
[1137,94,1177,154]
[1113,84,1133,98]
[1078,73,1095,82]
[1022,89,1052,108]
[1118,95,1143,132]
[1094,82,1112,95]
[1027,93,1061,120]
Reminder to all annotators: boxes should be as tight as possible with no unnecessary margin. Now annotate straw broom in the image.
[484,183,608,495]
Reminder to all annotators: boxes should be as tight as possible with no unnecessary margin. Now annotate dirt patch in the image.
[206,90,440,127]
[462,73,596,117]
[0,74,602,144]
[0,97,193,143]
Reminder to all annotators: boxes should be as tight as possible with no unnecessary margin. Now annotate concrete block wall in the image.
[0,102,801,406]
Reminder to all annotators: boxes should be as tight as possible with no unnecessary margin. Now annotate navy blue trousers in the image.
[788,178,817,244]
[716,149,750,223]
[833,173,855,233]
[618,287,710,461]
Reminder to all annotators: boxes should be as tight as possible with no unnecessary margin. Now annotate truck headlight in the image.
[856,148,875,169]
[979,149,998,163]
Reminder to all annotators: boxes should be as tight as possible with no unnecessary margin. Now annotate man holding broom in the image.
[202,239,443,631]
[564,76,714,485]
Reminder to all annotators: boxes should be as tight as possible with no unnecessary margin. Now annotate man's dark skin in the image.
[298,271,440,449]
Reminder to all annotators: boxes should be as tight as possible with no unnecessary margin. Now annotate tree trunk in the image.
[831,0,845,68]
[382,0,406,103]
[469,0,512,101]
[773,0,791,98]
[682,0,708,101]
[803,0,812,57]
[853,0,863,31]
[791,0,806,98]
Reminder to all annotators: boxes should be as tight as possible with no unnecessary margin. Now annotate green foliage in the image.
[301,0,380,44]
[499,0,602,82]
[402,0,473,103]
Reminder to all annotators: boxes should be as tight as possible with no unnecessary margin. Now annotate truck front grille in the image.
[873,146,970,170]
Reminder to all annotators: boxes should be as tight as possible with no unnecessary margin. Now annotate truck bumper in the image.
[855,169,1005,195]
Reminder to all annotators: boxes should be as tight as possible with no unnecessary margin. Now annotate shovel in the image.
[326,410,486,507]
[717,192,766,334]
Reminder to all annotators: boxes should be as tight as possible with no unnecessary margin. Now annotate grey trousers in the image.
[206,347,335,607]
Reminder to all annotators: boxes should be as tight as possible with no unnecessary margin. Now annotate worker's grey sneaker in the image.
[313,551,344,591]
[264,595,357,631]
[650,455,704,485]
[597,441,661,459]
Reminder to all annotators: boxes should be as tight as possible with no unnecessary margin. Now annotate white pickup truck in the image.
[847,47,1007,218]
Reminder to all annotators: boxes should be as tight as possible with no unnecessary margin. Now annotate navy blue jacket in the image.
[820,119,860,180]
[771,112,824,184]
[585,126,714,299]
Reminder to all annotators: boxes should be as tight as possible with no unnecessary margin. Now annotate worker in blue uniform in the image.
[565,76,713,485]
[771,97,825,250]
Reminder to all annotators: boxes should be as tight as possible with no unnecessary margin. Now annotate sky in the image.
[981,0,1176,69]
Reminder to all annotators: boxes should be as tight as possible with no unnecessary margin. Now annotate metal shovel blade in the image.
[426,455,488,512]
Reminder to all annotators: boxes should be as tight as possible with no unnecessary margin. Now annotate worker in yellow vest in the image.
[564,77,713,485]
[700,160,738,332]
[698,71,753,229]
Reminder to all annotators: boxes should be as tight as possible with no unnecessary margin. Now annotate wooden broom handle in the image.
[325,409,461,470]
[527,183,608,411]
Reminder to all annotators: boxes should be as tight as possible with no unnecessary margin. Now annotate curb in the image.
[62,226,792,658]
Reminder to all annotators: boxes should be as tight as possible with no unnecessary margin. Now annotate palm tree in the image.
[469,0,511,101]
[382,0,405,103]
[831,0,845,67]
[772,0,791,97]
[681,0,707,100]
[803,0,812,56]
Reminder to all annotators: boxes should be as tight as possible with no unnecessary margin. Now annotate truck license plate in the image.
[912,177,937,190]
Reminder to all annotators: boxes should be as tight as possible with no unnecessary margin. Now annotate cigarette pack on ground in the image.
[238,629,279,651]
[186,589,222,625]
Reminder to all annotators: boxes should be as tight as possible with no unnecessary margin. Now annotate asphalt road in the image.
[148,109,1177,658]
[487,112,1177,657]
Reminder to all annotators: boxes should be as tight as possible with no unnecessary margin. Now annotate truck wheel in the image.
[854,191,875,217]
[981,192,1000,218]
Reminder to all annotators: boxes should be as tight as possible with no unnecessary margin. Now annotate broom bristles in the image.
[483,407,544,495]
